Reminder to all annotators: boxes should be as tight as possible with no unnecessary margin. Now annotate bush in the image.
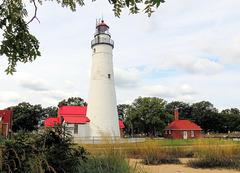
[143,152,180,165]
[188,140,240,170]
[77,152,134,173]
[1,126,88,173]
[187,157,240,169]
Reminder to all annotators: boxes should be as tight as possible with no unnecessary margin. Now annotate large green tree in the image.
[191,101,219,133]
[8,102,44,132]
[125,97,172,137]
[0,0,165,74]
[165,101,193,121]
[220,108,240,132]
[58,97,87,107]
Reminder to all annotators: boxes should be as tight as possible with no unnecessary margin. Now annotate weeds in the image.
[187,157,240,169]
[187,138,240,170]
[78,152,134,173]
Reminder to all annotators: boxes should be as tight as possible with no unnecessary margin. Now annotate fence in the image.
[74,136,146,144]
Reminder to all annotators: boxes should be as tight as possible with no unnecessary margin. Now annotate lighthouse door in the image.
[183,131,188,139]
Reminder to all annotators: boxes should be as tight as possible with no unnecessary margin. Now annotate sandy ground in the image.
[129,158,240,173]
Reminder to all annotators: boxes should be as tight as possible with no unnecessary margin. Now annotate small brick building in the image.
[164,110,202,139]
[0,110,13,139]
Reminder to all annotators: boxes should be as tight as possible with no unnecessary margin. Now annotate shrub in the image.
[187,157,240,169]
[143,152,180,165]
[188,139,240,170]
[77,152,134,173]
[1,126,88,173]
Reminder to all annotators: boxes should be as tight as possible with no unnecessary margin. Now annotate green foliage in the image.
[8,102,44,132]
[117,104,131,122]
[42,106,58,118]
[78,153,133,173]
[0,0,40,74]
[187,157,240,169]
[1,126,88,173]
[191,101,219,133]
[111,0,165,17]
[58,97,87,107]
[187,138,240,169]
[165,101,192,121]
[125,97,172,136]
[143,152,180,165]
[0,0,165,74]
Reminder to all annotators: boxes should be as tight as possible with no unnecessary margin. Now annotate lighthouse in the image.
[86,20,120,138]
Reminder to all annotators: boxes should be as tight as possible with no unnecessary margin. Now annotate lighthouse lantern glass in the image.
[96,25,110,35]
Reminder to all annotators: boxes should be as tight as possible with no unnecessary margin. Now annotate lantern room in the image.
[91,20,114,48]
[94,20,111,37]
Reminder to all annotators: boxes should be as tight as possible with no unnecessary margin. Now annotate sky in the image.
[0,0,240,111]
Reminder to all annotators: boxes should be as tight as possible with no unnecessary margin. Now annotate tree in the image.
[220,109,240,132]
[117,104,131,122]
[165,101,193,121]
[0,0,165,74]
[191,101,219,133]
[58,97,87,107]
[125,97,172,136]
[43,106,58,118]
[221,108,240,116]
[38,106,59,126]
[8,102,44,132]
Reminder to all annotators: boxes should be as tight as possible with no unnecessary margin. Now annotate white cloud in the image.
[141,83,196,98]
[114,68,141,88]
[153,54,224,75]
[0,91,21,109]
[197,36,240,65]
[14,73,52,91]
[64,80,75,89]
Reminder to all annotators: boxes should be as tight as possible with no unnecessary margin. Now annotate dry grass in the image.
[187,138,240,169]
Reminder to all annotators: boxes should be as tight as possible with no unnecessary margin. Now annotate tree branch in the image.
[27,0,40,25]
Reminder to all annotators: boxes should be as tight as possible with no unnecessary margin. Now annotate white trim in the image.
[191,130,194,137]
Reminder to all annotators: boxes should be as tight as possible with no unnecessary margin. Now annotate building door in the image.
[183,131,188,139]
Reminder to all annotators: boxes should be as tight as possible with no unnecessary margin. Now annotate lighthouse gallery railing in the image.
[91,37,114,48]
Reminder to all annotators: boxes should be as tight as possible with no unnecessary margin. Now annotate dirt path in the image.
[129,159,240,173]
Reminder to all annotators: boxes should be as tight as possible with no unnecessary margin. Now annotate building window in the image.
[169,130,171,135]
[165,130,167,134]
[108,74,111,79]
[74,124,78,134]
[191,131,194,137]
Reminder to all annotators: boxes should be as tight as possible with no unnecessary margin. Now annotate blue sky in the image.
[0,0,240,110]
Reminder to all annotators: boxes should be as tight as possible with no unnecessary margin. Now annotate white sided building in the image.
[44,106,125,139]
[86,20,120,138]
[45,20,122,139]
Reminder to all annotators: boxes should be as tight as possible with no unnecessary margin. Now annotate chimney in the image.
[60,102,63,108]
[174,109,179,121]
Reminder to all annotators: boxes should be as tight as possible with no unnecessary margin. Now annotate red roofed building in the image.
[44,105,125,138]
[0,110,12,139]
[164,110,202,139]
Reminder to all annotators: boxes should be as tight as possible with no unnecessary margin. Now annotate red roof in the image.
[59,106,87,116]
[165,120,202,130]
[97,20,109,28]
[44,117,60,126]
[0,110,11,124]
[119,120,125,128]
[63,116,90,124]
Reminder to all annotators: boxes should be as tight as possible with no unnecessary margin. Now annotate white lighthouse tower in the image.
[86,20,120,138]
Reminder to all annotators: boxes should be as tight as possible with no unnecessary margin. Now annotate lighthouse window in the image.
[108,74,111,79]
[74,124,78,134]
[93,48,96,53]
